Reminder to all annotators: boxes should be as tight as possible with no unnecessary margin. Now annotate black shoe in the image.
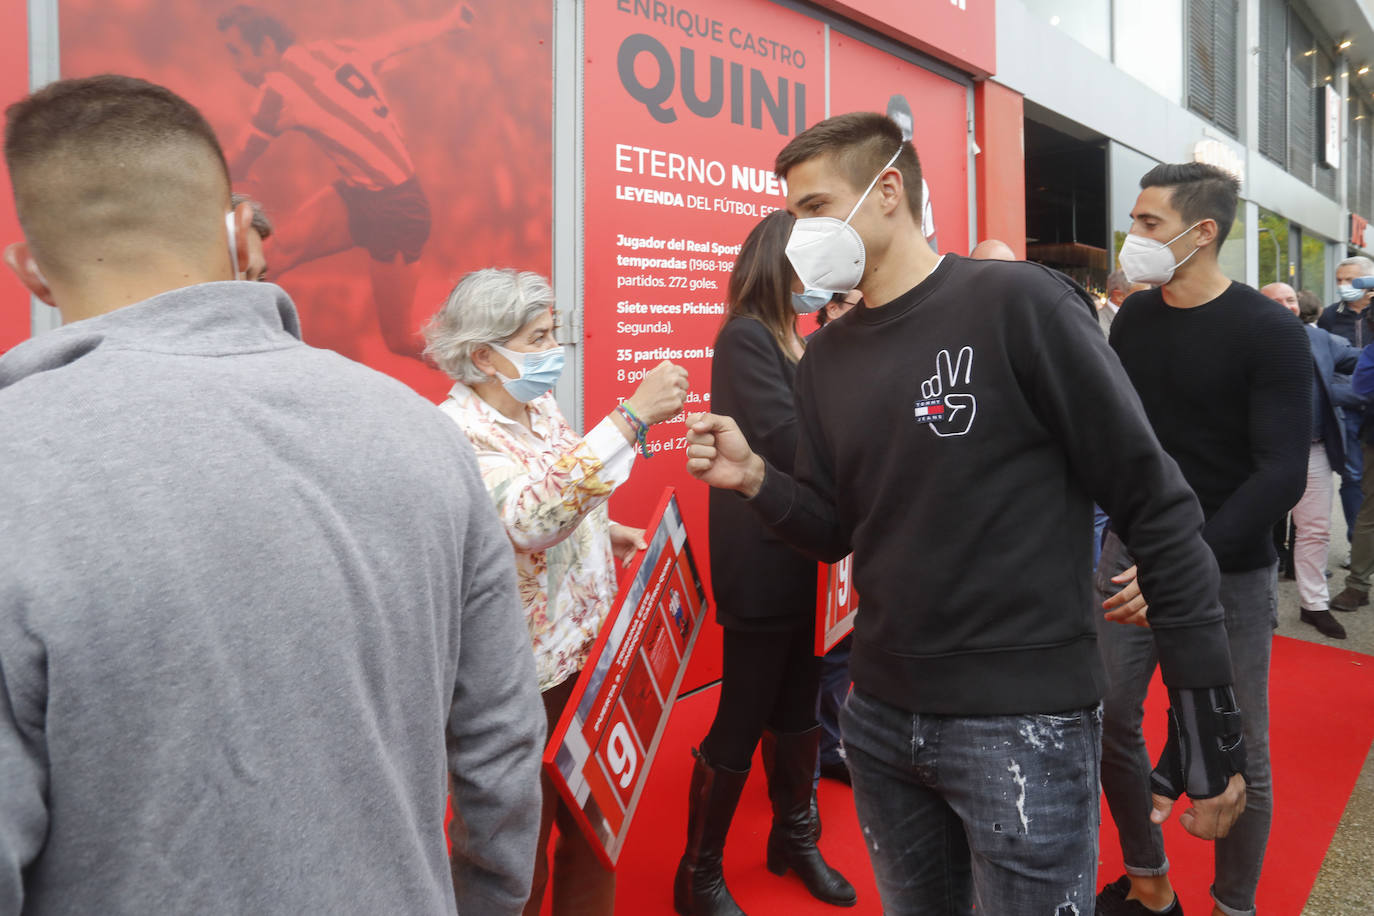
[763,728,857,907]
[1096,875,1183,915]
[818,759,852,786]
[1301,608,1348,639]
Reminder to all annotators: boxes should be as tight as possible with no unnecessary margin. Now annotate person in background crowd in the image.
[687,112,1246,914]
[675,212,857,916]
[1099,164,1309,916]
[1101,269,1150,337]
[422,269,687,916]
[809,287,863,787]
[230,191,272,281]
[813,287,862,332]
[969,238,1016,261]
[0,75,545,915]
[1089,268,1150,570]
[1261,282,1357,639]
[1318,257,1374,558]
[1297,288,1323,325]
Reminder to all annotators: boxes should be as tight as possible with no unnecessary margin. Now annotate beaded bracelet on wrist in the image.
[616,404,652,459]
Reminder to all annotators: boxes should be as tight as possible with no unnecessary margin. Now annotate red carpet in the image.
[600,634,1374,914]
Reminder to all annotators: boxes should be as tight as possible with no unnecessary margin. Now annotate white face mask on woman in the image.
[784,147,903,293]
[1117,221,1202,286]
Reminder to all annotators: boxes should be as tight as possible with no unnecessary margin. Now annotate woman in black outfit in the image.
[673,211,856,916]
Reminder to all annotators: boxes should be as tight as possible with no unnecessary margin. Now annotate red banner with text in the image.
[585,0,826,686]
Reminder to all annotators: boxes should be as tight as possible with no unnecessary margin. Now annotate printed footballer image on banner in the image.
[585,0,825,689]
[829,30,971,257]
[545,489,708,867]
[816,554,858,655]
[59,0,552,401]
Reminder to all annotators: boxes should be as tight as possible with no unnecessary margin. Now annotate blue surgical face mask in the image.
[1338,284,1365,302]
[490,342,565,403]
[791,289,831,314]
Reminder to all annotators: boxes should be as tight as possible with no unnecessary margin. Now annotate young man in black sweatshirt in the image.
[684,112,1247,915]
[1097,165,1310,916]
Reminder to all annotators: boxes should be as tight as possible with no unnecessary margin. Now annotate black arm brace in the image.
[1150,685,1247,801]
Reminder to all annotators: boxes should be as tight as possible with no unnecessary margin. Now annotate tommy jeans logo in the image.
[916,346,976,437]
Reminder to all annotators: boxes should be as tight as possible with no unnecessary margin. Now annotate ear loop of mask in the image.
[226,211,243,281]
[840,146,905,225]
[1166,220,1204,272]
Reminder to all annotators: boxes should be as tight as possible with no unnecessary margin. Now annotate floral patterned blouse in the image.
[439,383,636,692]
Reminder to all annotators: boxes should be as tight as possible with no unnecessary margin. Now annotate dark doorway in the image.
[1024,109,1108,290]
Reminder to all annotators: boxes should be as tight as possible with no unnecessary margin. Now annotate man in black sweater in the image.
[1099,164,1310,916]
[684,112,1247,914]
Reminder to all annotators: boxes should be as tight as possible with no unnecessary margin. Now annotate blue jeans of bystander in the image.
[840,686,1101,915]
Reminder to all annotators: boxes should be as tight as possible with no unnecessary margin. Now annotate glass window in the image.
[1257,208,1290,287]
[1300,232,1328,303]
[1107,142,1161,263]
[1218,204,1246,284]
[1184,0,1239,136]
[1023,0,1111,59]
[1113,0,1183,103]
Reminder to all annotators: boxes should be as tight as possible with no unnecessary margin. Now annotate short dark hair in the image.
[5,74,227,179]
[775,111,923,224]
[1296,289,1322,324]
[5,75,232,276]
[1139,162,1240,248]
[217,5,295,53]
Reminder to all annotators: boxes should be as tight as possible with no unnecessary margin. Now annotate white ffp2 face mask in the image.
[1117,221,1202,286]
[784,147,903,293]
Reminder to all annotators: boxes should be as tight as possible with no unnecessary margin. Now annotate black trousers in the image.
[700,623,822,772]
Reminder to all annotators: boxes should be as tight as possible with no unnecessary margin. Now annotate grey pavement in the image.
[1283,500,1374,915]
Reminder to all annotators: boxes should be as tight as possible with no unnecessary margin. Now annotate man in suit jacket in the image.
[1099,269,1150,337]
[1262,282,1359,638]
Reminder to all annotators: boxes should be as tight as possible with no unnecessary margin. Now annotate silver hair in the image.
[1338,255,1374,276]
[423,268,556,383]
[230,192,272,239]
[1106,269,1131,296]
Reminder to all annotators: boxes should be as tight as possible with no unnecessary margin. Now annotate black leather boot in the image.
[760,730,821,842]
[674,747,749,916]
[763,728,857,907]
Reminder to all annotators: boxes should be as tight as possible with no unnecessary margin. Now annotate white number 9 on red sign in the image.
[607,721,638,789]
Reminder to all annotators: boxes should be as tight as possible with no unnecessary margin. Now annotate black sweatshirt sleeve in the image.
[1023,285,1234,689]
[1200,312,1311,565]
[746,348,852,564]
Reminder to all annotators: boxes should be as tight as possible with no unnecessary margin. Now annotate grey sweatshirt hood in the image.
[0,281,303,390]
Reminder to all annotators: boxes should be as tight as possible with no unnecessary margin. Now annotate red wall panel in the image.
[974,79,1026,258]
[0,7,29,356]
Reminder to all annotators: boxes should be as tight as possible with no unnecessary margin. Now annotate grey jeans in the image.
[840,687,1102,915]
[1096,531,1275,916]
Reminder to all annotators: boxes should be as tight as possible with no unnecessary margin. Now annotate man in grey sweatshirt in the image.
[0,76,544,913]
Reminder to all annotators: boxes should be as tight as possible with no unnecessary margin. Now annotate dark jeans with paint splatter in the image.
[1096,531,1276,916]
[839,687,1102,915]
